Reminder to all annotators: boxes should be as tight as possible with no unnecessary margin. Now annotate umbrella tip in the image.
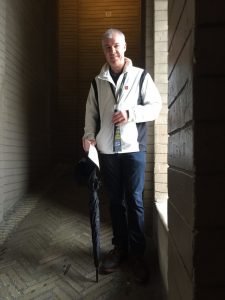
[96,269,99,283]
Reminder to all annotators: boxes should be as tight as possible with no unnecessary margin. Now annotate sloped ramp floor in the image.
[0,166,167,300]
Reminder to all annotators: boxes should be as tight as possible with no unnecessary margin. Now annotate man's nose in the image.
[110,46,116,53]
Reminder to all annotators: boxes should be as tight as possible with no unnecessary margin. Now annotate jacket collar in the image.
[98,57,132,80]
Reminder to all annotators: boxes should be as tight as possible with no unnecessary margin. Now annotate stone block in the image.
[155,143,168,154]
[155,41,168,51]
[194,287,225,300]
[194,230,225,286]
[195,77,225,121]
[155,63,168,74]
[155,162,168,173]
[168,0,186,46]
[195,122,225,173]
[168,79,193,133]
[155,191,168,203]
[154,154,168,163]
[155,1,168,11]
[155,73,168,84]
[168,168,194,227]
[156,113,168,125]
[169,31,194,105]
[168,232,193,300]
[155,10,168,21]
[168,201,193,277]
[168,0,194,75]
[160,94,168,104]
[155,54,168,64]
[155,134,168,144]
[168,125,194,171]
[155,210,168,290]
[155,30,168,42]
[155,182,168,193]
[155,124,168,135]
[195,175,225,227]
[196,0,225,24]
[195,27,225,76]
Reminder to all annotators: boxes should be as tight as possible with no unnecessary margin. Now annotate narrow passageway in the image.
[0,166,166,300]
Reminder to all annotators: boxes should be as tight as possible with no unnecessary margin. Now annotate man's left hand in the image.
[112,110,128,125]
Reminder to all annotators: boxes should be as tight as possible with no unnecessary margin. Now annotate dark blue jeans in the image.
[99,152,146,255]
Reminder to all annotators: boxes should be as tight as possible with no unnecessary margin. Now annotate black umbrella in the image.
[76,157,101,282]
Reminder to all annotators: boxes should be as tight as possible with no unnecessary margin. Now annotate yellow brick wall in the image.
[154,0,168,203]
[144,0,168,237]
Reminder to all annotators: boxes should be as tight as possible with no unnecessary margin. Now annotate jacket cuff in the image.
[83,133,95,140]
[127,109,134,122]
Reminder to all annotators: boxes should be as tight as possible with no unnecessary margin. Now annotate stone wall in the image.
[168,0,225,299]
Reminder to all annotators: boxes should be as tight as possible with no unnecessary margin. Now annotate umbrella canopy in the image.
[76,157,101,282]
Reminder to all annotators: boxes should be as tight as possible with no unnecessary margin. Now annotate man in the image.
[82,28,162,283]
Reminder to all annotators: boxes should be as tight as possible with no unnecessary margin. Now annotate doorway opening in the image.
[57,0,169,291]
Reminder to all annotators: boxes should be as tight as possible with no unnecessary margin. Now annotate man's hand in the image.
[112,110,128,125]
[82,138,96,152]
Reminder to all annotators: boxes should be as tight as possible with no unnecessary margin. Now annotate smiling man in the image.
[102,29,126,71]
[82,28,162,283]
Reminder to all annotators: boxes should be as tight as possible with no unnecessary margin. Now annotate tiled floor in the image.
[0,165,167,300]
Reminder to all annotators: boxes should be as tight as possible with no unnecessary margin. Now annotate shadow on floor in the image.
[0,164,167,300]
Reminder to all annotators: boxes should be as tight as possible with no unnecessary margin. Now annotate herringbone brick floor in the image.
[0,166,167,300]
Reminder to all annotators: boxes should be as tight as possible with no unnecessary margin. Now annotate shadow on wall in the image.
[4,0,57,189]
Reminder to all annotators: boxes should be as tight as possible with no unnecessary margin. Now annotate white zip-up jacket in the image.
[83,58,162,154]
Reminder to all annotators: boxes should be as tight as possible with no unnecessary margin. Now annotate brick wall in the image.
[153,0,168,290]
[56,0,79,161]
[144,0,155,234]
[0,0,6,221]
[154,0,168,203]
[144,0,168,227]
[0,0,56,221]
[145,0,154,74]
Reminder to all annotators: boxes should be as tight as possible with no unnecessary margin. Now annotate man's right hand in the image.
[82,138,96,152]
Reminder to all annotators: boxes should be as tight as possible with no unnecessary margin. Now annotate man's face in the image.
[102,33,126,69]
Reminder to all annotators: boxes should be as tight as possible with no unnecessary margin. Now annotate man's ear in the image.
[124,43,127,52]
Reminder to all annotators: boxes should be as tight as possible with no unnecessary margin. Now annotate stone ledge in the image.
[155,199,168,230]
